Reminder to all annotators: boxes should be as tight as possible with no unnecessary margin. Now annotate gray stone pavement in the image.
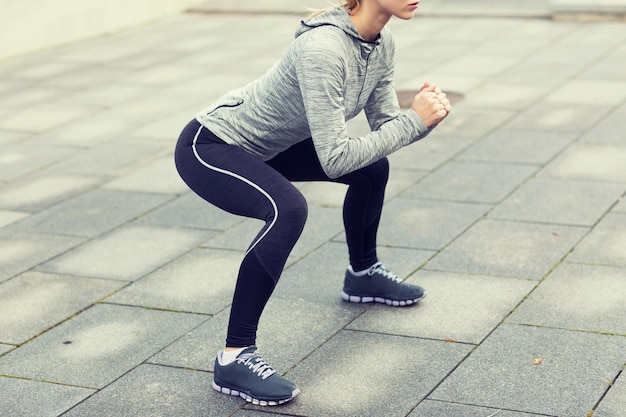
[1,1,626,416]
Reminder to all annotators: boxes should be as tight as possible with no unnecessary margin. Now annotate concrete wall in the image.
[0,0,202,61]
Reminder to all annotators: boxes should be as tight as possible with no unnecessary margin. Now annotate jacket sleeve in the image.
[363,36,401,133]
[296,31,431,179]
[364,37,433,144]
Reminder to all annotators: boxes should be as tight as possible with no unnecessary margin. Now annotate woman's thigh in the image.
[266,138,389,186]
[175,123,302,222]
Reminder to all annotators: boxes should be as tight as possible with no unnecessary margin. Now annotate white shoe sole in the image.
[341,290,426,306]
[212,381,300,406]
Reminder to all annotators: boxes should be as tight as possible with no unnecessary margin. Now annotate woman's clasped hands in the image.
[411,81,451,128]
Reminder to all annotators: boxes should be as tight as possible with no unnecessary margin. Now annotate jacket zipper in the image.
[356,47,374,109]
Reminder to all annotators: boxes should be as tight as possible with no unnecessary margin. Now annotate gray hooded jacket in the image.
[196,7,431,179]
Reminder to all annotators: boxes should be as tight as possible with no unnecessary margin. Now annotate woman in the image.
[174,0,450,406]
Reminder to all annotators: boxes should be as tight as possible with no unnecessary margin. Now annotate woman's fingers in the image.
[411,82,452,127]
[436,91,451,113]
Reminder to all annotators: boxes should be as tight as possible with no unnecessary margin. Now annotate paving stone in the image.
[410,400,544,417]
[494,56,582,86]
[43,137,168,177]
[348,270,535,344]
[552,0,626,15]
[0,129,25,147]
[472,38,554,58]
[139,191,239,231]
[377,197,491,250]
[424,0,552,17]
[579,52,626,82]
[579,104,626,144]
[566,213,626,266]
[38,224,207,281]
[554,18,626,46]
[389,135,472,172]
[529,33,615,69]
[0,344,13,355]
[40,116,138,147]
[0,209,27,228]
[0,174,100,212]
[0,376,94,417]
[457,129,577,165]
[130,109,205,142]
[402,161,537,204]
[614,198,626,212]
[593,372,626,417]
[192,0,336,13]
[432,107,517,138]
[62,364,241,417]
[149,297,361,373]
[345,110,373,137]
[103,155,189,194]
[294,181,348,208]
[103,92,193,127]
[385,168,428,201]
[53,32,169,64]
[0,303,207,388]
[0,231,83,283]
[391,48,459,79]
[426,219,588,279]
[460,82,551,110]
[399,71,483,95]
[7,189,171,237]
[430,324,626,417]
[41,64,128,91]
[171,75,258,107]
[116,62,207,87]
[201,218,263,252]
[543,79,626,106]
[505,102,613,131]
[0,271,124,345]
[8,56,76,80]
[438,54,521,78]
[489,178,624,226]
[59,83,147,107]
[273,330,472,417]
[0,140,76,182]
[106,248,240,314]
[273,241,435,306]
[0,102,96,133]
[502,19,576,40]
[539,143,626,182]
[148,310,227,372]
[0,83,68,109]
[508,263,626,335]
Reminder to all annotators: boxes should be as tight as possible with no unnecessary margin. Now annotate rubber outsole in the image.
[341,290,426,306]
[212,381,300,406]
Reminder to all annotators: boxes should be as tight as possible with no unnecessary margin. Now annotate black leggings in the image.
[174,119,389,347]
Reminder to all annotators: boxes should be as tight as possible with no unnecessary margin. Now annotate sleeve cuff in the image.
[404,109,434,142]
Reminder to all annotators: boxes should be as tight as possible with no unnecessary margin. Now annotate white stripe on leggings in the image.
[191,124,278,256]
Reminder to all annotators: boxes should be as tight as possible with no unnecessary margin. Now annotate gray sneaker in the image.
[213,346,300,406]
[342,262,426,306]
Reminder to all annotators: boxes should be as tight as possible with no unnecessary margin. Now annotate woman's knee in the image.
[350,157,389,188]
[278,190,308,229]
[370,157,389,180]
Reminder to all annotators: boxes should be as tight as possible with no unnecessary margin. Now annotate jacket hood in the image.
[296,7,379,44]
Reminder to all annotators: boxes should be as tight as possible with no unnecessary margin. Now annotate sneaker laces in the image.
[236,350,276,380]
[368,262,402,283]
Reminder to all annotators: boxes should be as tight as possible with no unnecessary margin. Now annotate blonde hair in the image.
[307,0,361,20]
